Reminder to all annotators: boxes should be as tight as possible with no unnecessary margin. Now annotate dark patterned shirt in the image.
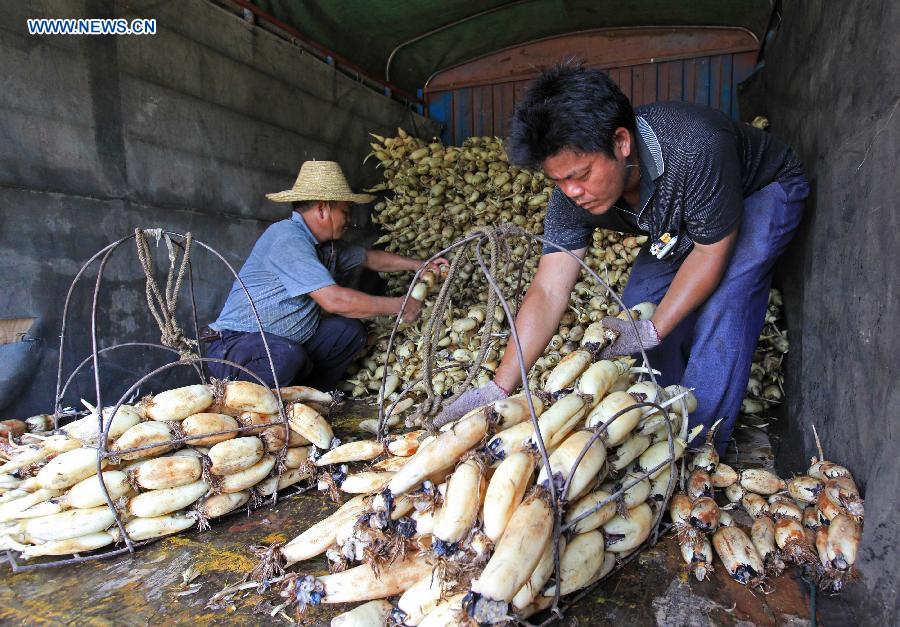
[542,101,804,263]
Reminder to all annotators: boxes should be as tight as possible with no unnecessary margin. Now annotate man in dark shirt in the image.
[437,64,808,452]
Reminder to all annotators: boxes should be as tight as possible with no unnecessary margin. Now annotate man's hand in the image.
[598,316,661,359]
[433,381,508,427]
[399,296,423,322]
[421,257,450,276]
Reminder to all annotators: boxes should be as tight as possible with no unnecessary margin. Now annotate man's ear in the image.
[615,127,632,160]
[315,200,329,220]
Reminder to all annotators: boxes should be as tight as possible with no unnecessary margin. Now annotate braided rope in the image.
[409,224,521,429]
[134,228,198,359]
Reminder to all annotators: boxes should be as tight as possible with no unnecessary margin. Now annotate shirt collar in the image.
[290,211,320,245]
[636,116,664,180]
[634,116,665,222]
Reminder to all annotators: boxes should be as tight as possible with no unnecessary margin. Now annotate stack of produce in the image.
[0,382,336,560]
[673,433,863,593]
[739,288,789,425]
[343,131,788,438]
[343,132,643,421]
[249,310,698,624]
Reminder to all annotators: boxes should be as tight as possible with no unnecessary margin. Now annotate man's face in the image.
[325,201,353,239]
[542,129,632,215]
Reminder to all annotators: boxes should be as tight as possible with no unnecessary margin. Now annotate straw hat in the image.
[266,161,376,204]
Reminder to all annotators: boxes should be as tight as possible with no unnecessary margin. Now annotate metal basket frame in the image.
[374,224,689,623]
[5,229,300,571]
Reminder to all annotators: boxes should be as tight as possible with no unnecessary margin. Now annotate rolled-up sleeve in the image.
[263,236,334,298]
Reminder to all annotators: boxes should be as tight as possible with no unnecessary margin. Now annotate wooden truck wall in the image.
[425,27,759,144]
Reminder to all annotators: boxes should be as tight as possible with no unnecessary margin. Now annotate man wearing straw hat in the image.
[203,161,446,391]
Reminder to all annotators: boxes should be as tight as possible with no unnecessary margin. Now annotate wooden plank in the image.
[683,59,696,105]
[644,62,658,104]
[632,63,657,106]
[426,90,454,146]
[428,27,759,91]
[709,55,723,111]
[0,318,35,345]
[472,85,491,137]
[454,87,473,145]
[617,66,633,103]
[732,51,757,119]
[632,65,645,106]
[513,80,530,107]
[493,82,515,140]
[667,60,683,101]
[720,54,734,118]
[437,51,753,143]
[481,85,494,137]
[607,67,621,90]
[694,56,710,106]
[471,86,482,137]
[657,62,670,102]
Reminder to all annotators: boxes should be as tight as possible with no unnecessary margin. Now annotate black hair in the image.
[507,62,636,169]
[292,200,319,213]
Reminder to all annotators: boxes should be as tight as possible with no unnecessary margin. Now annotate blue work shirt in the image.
[211,213,366,343]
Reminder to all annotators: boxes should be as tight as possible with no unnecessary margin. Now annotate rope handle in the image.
[408,224,518,429]
[134,228,198,360]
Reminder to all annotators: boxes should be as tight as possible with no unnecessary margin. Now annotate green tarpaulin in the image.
[252,0,772,91]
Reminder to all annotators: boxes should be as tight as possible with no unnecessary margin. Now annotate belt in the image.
[198,326,221,343]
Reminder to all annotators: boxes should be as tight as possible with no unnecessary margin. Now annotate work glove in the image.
[433,380,508,427]
[597,316,660,359]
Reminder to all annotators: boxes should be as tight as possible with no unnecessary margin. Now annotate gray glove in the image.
[433,381,508,427]
[598,316,660,359]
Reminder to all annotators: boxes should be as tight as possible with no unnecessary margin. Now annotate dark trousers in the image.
[621,178,808,453]
[205,317,367,391]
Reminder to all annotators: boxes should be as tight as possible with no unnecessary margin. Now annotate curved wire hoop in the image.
[7,229,298,571]
[374,224,682,622]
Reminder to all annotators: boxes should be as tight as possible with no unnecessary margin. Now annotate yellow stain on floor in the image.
[0,576,153,625]
[162,535,256,573]
[262,531,287,543]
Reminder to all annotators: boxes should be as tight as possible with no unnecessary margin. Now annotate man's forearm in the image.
[322,286,402,319]
[653,234,735,339]
[493,250,585,392]
[494,286,570,392]
[363,249,418,273]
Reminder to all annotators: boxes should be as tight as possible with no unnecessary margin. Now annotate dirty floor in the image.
[0,403,856,626]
